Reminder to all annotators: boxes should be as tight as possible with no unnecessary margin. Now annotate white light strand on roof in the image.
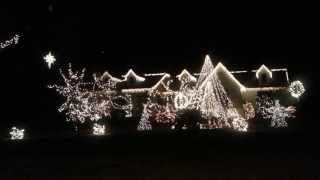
[122,69,145,82]
[144,73,167,77]
[176,69,197,82]
[255,65,272,79]
[230,70,248,74]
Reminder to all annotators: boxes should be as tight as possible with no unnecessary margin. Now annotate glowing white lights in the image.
[122,69,145,82]
[174,92,189,110]
[243,102,255,120]
[10,127,25,140]
[196,56,247,131]
[176,69,197,82]
[49,64,113,126]
[43,52,56,69]
[256,96,296,128]
[137,104,152,131]
[101,71,122,82]
[93,123,105,135]
[289,80,305,98]
[255,65,272,79]
[267,100,296,128]
[0,34,20,49]
[48,54,301,133]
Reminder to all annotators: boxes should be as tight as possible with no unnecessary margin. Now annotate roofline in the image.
[176,69,197,82]
[199,62,246,92]
[122,69,146,82]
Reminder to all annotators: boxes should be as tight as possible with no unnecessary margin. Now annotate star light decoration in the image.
[93,123,106,135]
[288,80,305,99]
[9,127,25,140]
[43,52,56,69]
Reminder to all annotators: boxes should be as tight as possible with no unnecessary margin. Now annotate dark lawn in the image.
[1,131,318,179]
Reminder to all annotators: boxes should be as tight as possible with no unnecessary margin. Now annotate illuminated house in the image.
[51,55,298,132]
[105,56,290,120]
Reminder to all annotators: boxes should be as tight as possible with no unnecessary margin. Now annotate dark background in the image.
[1,1,318,178]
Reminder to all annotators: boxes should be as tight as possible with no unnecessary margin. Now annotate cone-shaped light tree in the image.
[196,55,245,130]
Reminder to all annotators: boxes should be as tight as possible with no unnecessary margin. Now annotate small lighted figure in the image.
[43,51,56,69]
[93,123,105,135]
[9,127,25,140]
[289,80,305,99]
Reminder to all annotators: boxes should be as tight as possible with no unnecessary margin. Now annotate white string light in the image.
[0,34,20,50]
[122,69,145,82]
[255,65,272,79]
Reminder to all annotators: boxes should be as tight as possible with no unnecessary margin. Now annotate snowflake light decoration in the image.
[43,52,56,69]
[289,80,305,99]
[257,98,296,128]
[93,123,106,135]
[10,127,25,140]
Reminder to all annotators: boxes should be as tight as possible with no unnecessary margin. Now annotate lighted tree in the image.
[198,69,240,129]
[137,103,152,131]
[49,64,114,132]
[196,55,215,88]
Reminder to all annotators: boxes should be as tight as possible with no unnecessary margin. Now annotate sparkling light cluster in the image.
[10,127,25,140]
[289,80,305,99]
[93,123,105,135]
[137,104,152,131]
[196,56,247,131]
[256,96,296,128]
[243,102,255,120]
[43,52,56,69]
[49,64,113,125]
[0,34,20,49]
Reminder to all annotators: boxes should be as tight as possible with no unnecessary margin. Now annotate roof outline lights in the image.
[199,62,247,92]
[255,65,272,79]
[122,69,146,82]
[176,69,197,82]
[101,71,122,82]
[151,73,171,90]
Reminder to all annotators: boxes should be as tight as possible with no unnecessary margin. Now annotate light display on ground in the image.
[93,123,106,135]
[10,127,25,140]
